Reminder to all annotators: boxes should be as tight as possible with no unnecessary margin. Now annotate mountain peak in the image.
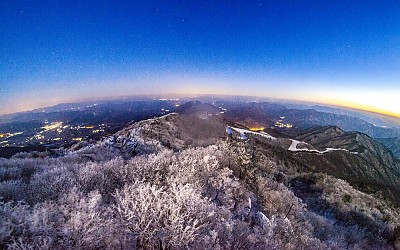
[177,101,221,116]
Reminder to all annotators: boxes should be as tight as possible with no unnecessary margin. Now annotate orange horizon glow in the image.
[329,101,400,119]
[309,98,400,119]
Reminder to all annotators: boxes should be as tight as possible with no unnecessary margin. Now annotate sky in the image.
[1,0,400,117]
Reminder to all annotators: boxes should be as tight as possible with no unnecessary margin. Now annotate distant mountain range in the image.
[284,103,400,128]
[1,97,399,158]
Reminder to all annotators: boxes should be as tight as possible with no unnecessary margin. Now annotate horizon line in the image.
[1,93,399,120]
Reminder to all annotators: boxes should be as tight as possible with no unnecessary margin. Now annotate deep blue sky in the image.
[1,0,400,116]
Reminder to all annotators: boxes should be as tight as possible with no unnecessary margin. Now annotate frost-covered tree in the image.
[114,181,214,249]
[0,136,399,249]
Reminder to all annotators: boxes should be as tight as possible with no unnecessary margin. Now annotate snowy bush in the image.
[114,181,214,249]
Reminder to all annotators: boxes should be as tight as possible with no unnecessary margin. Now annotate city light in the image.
[42,122,63,131]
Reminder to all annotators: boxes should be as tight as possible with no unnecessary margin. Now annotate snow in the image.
[230,127,276,140]
[229,126,358,155]
[130,127,143,138]
[137,112,177,124]
[288,139,358,154]
[255,211,271,230]
[288,140,301,151]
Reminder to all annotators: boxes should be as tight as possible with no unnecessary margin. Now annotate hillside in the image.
[223,102,400,157]
[378,137,400,159]
[291,126,400,203]
[1,106,400,249]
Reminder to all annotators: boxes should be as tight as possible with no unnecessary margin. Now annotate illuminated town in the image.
[274,117,293,128]
[0,121,109,148]
[249,127,265,132]
[0,99,181,149]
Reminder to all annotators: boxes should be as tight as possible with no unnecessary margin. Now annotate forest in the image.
[1,131,400,249]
